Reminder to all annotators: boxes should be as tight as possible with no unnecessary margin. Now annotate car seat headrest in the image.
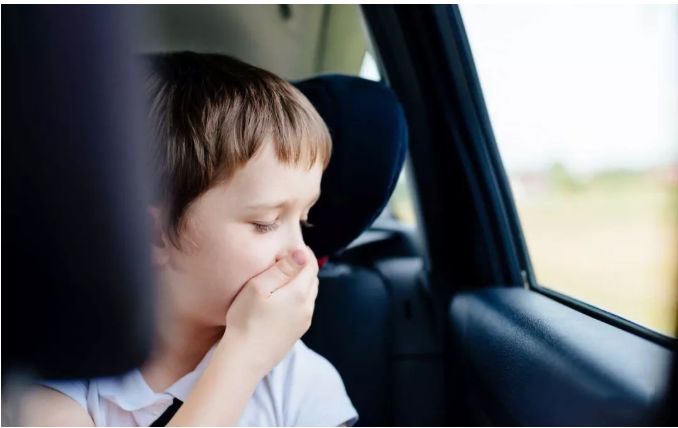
[294,75,408,257]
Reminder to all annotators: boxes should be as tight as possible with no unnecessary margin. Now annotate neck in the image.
[140,280,225,392]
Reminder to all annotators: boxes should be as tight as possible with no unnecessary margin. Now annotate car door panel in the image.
[449,287,673,426]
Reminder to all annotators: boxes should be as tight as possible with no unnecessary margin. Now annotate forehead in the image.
[221,142,323,207]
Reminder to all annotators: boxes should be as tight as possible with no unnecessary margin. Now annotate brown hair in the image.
[143,52,331,245]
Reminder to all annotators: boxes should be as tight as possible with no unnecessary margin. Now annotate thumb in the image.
[254,248,308,295]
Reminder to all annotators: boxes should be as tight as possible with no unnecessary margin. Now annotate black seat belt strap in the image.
[151,397,183,427]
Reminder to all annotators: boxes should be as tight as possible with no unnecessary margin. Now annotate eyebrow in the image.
[244,192,321,211]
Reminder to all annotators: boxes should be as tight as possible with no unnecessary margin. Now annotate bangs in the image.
[270,84,332,171]
[219,80,332,177]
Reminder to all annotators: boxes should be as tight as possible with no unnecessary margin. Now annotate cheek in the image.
[175,222,283,309]
[218,225,279,289]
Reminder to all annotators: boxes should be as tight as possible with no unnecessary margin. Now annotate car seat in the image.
[295,75,446,426]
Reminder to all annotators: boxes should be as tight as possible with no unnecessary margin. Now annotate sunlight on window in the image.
[359,51,380,82]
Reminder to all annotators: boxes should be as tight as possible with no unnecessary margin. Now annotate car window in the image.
[461,5,678,337]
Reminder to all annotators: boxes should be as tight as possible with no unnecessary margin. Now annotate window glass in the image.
[359,51,381,82]
[388,165,417,226]
[461,5,678,336]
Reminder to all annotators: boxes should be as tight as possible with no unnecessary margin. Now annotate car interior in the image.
[3,4,677,427]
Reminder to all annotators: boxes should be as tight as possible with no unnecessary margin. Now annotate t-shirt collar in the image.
[96,344,218,412]
[164,344,218,402]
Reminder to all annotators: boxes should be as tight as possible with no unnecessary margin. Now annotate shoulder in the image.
[270,340,358,426]
[284,340,344,387]
[37,379,89,410]
[16,383,94,426]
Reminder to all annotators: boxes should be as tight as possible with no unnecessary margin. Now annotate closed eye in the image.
[252,222,279,233]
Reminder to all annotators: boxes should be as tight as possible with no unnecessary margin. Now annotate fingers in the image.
[307,276,319,304]
[278,249,308,278]
[247,244,320,305]
[251,249,308,295]
[301,260,320,295]
[272,246,319,297]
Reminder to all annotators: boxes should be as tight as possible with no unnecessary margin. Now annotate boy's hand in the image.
[223,246,319,376]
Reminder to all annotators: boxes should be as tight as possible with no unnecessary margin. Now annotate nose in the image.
[276,221,307,261]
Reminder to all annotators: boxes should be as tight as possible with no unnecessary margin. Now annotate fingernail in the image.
[291,249,307,266]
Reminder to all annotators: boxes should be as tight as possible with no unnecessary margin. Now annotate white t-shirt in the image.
[40,340,358,427]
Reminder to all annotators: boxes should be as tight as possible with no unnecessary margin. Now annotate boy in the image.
[20,52,358,427]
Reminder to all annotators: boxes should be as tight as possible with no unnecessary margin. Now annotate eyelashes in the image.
[252,219,314,234]
[253,222,279,233]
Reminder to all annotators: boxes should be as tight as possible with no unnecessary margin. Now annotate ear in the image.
[148,205,171,268]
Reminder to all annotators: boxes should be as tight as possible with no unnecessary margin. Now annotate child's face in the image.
[159,139,323,325]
